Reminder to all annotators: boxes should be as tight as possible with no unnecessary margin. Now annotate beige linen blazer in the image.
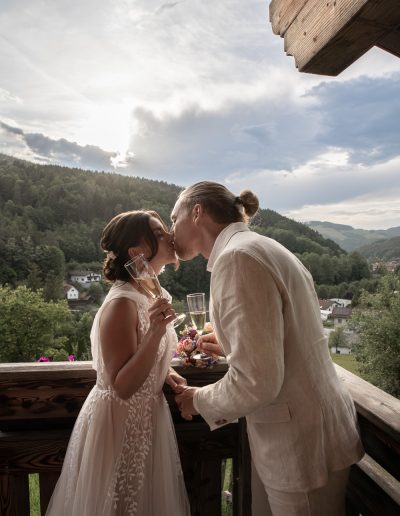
[194,223,364,492]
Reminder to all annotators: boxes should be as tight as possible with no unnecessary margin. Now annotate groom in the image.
[172,181,364,516]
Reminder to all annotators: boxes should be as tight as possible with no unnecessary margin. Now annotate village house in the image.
[319,298,352,321]
[63,284,79,300]
[329,298,352,308]
[371,260,400,272]
[330,306,352,328]
[319,299,336,321]
[69,270,101,287]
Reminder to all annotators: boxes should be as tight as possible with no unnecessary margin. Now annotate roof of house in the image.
[331,306,352,318]
[69,270,98,276]
[319,299,336,310]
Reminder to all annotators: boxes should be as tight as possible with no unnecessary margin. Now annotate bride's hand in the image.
[165,368,187,393]
[197,332,225,357]
[148,298,175,336]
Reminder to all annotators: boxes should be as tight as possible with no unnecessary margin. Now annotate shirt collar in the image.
[207,222,250,272]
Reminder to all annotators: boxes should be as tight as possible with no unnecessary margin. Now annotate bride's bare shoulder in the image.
[100,296,139,328]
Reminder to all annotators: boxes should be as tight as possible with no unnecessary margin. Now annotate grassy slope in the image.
[331,353,360,375]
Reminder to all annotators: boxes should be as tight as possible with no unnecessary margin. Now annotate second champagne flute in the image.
[187,293,207,333]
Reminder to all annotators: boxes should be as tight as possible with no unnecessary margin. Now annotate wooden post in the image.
[0,473,30,516]
[39,472,60,514]
[233,418,252,516]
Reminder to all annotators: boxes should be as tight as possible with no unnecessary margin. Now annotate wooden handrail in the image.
[335,365,400,481]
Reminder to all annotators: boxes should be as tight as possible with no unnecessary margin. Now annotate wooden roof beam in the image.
[376,25,400,59]
[269,0,400,76]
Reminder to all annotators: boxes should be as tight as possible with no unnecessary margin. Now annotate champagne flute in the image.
[187,293,207,333]
[125,254,186,328]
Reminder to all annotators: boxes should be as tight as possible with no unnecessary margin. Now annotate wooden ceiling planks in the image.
[269,0,400,76]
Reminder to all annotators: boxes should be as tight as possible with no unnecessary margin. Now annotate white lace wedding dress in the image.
[46,281,190,516]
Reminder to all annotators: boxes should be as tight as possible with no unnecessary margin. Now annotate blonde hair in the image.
[178,181,259,224]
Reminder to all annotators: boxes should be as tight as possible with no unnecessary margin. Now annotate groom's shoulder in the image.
[217,231,287,266]
[215,240,261,268]
[224,230,272,256]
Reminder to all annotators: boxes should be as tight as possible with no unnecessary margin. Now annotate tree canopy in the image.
[351,273,400,398]
[0,285,93,362]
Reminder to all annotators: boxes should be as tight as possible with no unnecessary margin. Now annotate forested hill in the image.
[0,154,370,299]
[357,236,400,261]
[305,220,400,252]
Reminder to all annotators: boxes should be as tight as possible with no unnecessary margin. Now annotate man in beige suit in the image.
[172,181,364,516]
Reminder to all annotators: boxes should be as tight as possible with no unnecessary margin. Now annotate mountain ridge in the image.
[305,220,400,252]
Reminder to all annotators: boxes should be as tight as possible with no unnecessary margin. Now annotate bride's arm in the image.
[100,297,174,400]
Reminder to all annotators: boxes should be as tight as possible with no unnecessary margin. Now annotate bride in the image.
[46,210,190,516]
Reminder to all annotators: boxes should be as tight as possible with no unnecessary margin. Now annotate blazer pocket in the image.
[247,402,291,424]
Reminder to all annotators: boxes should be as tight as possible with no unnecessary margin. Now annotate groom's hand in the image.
[175,387,199,420]
[197,333,225,357]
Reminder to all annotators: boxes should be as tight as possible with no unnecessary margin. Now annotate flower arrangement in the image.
[37,356,50,362]
[174,322,218,368]
[36,354,76,362]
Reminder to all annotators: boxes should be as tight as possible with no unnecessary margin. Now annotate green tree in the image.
[329,327,348,353]
[43,271,64,301]
[35,245,66,278]
[0,286,72,362]
[26,264,43,291]
[160,257,211,300]
[67,311,94,360]
[349,251,371,281]
[351,274,400,397]
[88,282,104,305]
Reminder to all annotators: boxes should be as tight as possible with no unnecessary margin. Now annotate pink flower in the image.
[176,341,186,354]
[182,338,195,352]
[188,329,198,339]
[68,354,76,362]
[203,322,213,333]
[37,356,50,362]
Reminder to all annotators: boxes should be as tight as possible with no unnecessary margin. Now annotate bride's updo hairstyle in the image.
[101,210,168,282]
[178,181,259,224]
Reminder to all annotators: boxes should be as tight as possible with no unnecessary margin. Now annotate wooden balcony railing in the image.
[0,361,399,515]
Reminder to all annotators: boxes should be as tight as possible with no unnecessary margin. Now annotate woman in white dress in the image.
[46,210,190,516]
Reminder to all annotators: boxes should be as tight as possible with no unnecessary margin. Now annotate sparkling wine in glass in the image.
[125,254,186,328]
[187,293,207,333]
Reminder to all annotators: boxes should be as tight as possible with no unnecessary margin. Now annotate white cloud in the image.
[0,0,399,229]
[230,154,400,230]
[286,197,400,231]
[0,122,117,170]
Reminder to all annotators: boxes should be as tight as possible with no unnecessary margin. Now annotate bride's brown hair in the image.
[178,181,259,224]
[101,210,169,282]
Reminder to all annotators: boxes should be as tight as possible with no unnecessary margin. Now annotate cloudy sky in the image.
[1,0,399,229]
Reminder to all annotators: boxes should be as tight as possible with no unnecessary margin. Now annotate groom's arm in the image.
[194,249,285,430]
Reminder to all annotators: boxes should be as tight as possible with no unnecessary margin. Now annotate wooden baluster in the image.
[233,418,252,516]
[0,472,30,516]
[199,458,222,516]
[39,472,60,515]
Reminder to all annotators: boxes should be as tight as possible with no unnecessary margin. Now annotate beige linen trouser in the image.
[251,461,350,516]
